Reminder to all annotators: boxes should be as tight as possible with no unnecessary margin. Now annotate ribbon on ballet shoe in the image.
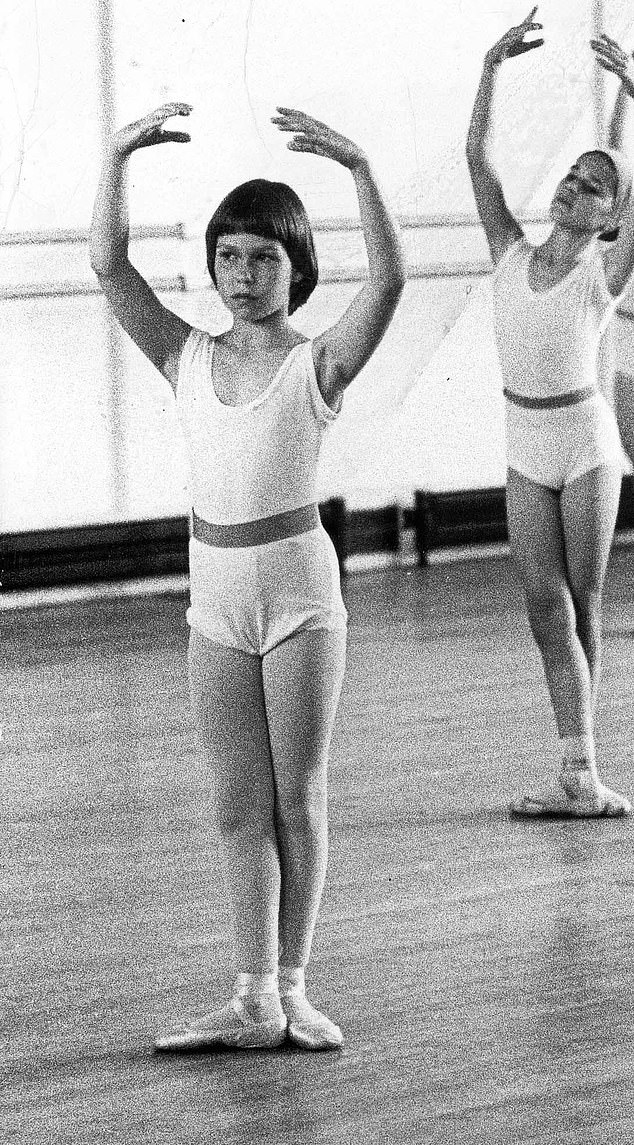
[510,792,573,817]
[559,759,602,807]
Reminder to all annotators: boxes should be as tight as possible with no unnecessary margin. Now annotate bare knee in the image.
[572,585,602,624]
[524,586,575,647]
[276,780,327,839]
[572,587,603,645]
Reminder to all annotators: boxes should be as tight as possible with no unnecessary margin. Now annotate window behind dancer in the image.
[466,8,634,817]
[90,104,405,1049]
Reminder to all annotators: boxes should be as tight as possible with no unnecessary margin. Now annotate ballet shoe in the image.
[510,766,632,819]
[559,759,631,816]
[154,989,287,1053]
[280,992,344,1051]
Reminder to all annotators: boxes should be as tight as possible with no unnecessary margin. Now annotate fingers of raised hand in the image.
[507,36,544,56]
[593,34,629,53]
[287,137,329,157]
[156,101,193,116]
[130,104,192,147]
[591,40,628,72]
[271,107,361,166]
[275,106,318,121]
[516,7,542,31]
[273,122,327,148]
[591,37,624,54]
[511,22,542,38]
[271,117,307,134]
[273,107,331,135]
[500,16,542,55]
[155,130,191,144]
[519,11,542,34]
[594,57,624,77]
[144,102,192,126]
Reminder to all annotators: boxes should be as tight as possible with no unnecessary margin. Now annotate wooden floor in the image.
[2,549,634,1144]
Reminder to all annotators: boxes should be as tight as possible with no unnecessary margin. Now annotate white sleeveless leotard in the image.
[177,329,338,522]
[492,238,617,399]
[491,239,624,487]
[176,328,347,653]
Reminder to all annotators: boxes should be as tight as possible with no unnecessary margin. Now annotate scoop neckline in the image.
[209,339,309,410]
[524,242,593,297]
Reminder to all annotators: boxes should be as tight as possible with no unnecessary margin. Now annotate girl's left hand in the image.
[272,107,367,171]
[591,34,634,96]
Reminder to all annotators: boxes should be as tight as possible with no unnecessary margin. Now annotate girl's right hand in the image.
[112,102,193,158]
[485,7,543,69]
[272,108,367,171]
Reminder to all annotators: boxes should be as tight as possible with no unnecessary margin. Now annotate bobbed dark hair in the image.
[205,179,318,315]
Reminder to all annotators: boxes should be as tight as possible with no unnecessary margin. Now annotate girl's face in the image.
[214,232,298,320]
[550,153,617,237]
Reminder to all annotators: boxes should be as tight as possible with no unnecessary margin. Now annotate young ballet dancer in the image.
[466,9,634,817]
[89,103,405,1049]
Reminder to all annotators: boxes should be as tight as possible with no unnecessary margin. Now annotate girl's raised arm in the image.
[89,103,193,392]
[272,108,406,409]
[592,35,634,297]
[466,9,543,265]
[606,54,631,150]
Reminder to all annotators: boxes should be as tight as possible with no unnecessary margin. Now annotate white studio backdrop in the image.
[2,0,634,529]
[4,1,630,229]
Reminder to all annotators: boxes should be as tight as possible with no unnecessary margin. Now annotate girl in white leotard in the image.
[467,9,634,818]
[90,105,404,1050]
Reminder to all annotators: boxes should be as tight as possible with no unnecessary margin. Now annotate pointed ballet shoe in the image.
[280,994,343,1051]
[154,992,287,1053]
[559,761,632,817]
[510,792,578,817]
[510,785,632,819]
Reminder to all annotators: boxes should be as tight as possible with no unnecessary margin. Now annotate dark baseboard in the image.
[408,475,634,563]
[2,477,633,591]
[408,488,508,562]
[1,517,190,592]
[616,473,634,529]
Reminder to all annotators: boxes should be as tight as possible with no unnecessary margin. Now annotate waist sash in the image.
[192,503,319,548]
[503,385,596,410]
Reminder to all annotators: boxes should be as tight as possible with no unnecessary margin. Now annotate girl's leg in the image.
[506,466,592,738]
[155,628,286,1052]
[614,369,634,468]
[187,628,280,973]
[505,466,629,816]
[560,465,621,712]
[262,627,346,1047]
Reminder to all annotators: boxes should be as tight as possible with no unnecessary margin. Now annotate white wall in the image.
[5,0,631,230]
[3,0,634,531]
